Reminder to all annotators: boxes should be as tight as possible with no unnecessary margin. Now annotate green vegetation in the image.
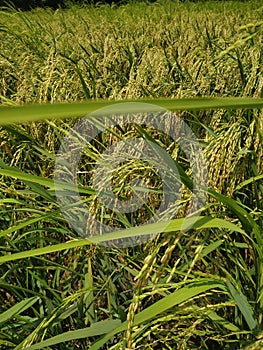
[0,1,263,349]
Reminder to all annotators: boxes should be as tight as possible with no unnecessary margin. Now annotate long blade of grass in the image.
[17,319,122,350]
[0,167,94,195]
[0,297,39,326]
[0,216,244,263]
[0,209,62,238]
[0,98,263,125]
[235,175,263,191]
[227,280,258,331]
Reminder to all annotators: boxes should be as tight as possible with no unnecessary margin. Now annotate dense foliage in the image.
[0,1,262,349]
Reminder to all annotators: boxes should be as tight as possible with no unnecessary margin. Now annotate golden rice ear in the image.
[205,110,263,197]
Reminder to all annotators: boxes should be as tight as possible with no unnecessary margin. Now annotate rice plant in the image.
[0,1,263,349]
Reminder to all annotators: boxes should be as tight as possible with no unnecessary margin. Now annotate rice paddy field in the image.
[0,0,263,349]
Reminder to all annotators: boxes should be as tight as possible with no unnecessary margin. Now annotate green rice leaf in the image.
[227,280,258,331]
[0,297,39,326]
[235,175,263,191]
[17,319,121,350]
[0,216,244,263]
[0,97,263,125]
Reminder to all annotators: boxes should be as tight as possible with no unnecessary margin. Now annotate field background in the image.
[0,1,263,349]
